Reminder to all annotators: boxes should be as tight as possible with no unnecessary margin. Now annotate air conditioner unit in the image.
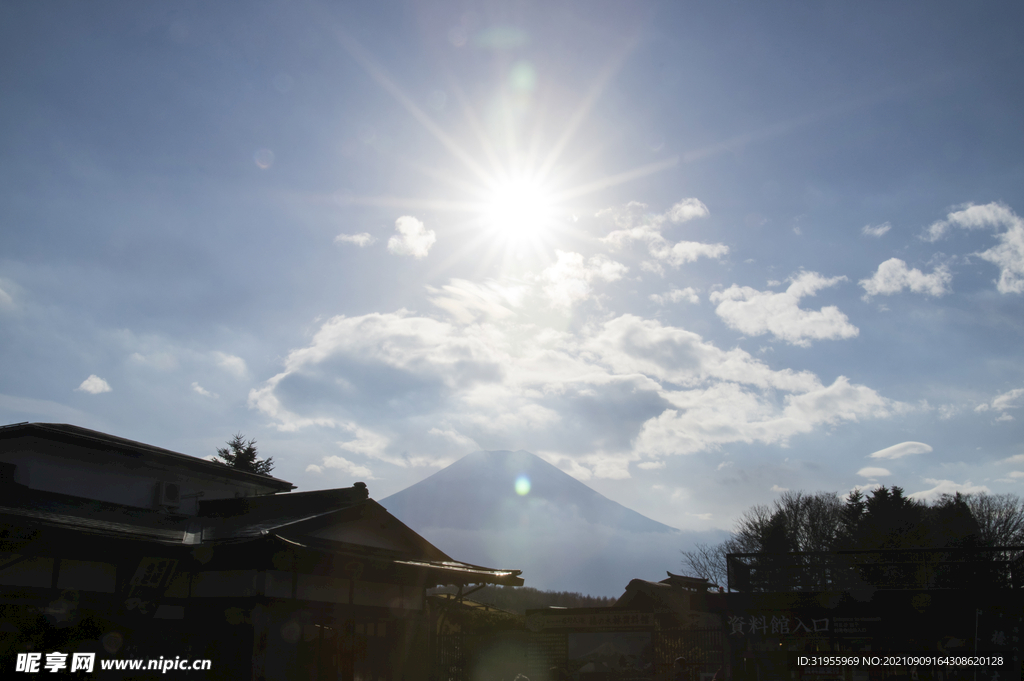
[156,481,181,508]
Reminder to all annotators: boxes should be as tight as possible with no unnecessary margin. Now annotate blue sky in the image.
[2,1,1023,532]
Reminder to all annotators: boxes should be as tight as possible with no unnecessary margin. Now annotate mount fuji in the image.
[379,450,728,596]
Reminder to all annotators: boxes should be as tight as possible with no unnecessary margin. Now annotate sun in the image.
[333,34,678,270]
[480,175,557,250]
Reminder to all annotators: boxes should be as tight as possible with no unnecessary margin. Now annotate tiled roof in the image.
[0,422,295,491]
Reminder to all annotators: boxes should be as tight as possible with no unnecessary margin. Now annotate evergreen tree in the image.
[214,433,275,475]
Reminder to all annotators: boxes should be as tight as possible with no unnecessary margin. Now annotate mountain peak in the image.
[375,449,735,595]
[382,449,678,534]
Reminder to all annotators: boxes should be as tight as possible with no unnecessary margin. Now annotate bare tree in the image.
[681,541,733,587]
[964,493,1024,546]
[682,491,845,588]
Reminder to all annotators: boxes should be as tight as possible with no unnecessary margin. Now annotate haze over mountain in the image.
[380,450,728,596]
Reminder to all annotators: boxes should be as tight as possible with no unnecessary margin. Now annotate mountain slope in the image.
[381,450,677,533]
[380,450,728,596]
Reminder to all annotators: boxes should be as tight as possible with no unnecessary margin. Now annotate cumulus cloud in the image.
[771,485,789,493]
[322,454,374,479]
[923,202,1024,294]
[868,441,933,459]
[600,199,727,270]
[862,222,891,237]
[337,426,389,458]
[857,467,891,478]
[650,287,700,305]
[76,375,112,394]
[860,258,952,298]
[710,272,858,346]
[428,427,478,449]
[923,202,1017,241]
[975,387,1024,413]
[191,382,217,398]
[909,478,990,503]
[387,216,436,258]
[542,251,627,309]
[214,352,248,377]
[334,232,376,247]
[249,308,899,477]
[666,198,711,223]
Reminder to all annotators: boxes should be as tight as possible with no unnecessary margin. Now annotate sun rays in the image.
[332,27,677,275]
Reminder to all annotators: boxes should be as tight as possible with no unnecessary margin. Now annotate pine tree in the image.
[214,433,275,476]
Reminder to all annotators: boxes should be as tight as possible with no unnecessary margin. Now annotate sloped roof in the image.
[614,572,717,611]
[0,422,295,491]
[0,482,191,543]
[0,477,523,586]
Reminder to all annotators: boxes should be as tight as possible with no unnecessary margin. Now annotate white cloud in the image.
[542,251,627,309]
[710,272,859,346]
[427,278,527,323]
[923,202,1017,241]
[771,485,789,493]
[249,308,898,473]
[923,202,1024,293]
[860,258,952,298]
[76,375,111,394]
[650,287,700,306]
[305,464,323,474]
[191,382,217,398]
[632,375,893,459]
[214,352,248,377]
[0,286,13,308]
[975,388,1024,413]
[909,478,990,503]
[868,441,933,459]
[387,216,436,258]
[999,454,1024,465]
[716,461,734,470]
[600,199,727,269]
[862,222,891,237]
[428,427,478,449]
[640,261,664,276]
[650,240,730,267]
[996,413,1015,423]
[666,198,710,223]
[334,232,376,247]
[857,467,891,478]
[337,426,390,459]
[978,225,1024,294]
[322,454,374,479]
[1009,471,1024,479]
[637,461,665,470]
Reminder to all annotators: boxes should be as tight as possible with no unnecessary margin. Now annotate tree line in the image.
[431,585,617,615]
[683,487,1024,590]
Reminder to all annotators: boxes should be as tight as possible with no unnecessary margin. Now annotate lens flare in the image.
[514,474,531,496]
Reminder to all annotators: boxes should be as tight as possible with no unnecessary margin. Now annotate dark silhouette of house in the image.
[0,422,522,680]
